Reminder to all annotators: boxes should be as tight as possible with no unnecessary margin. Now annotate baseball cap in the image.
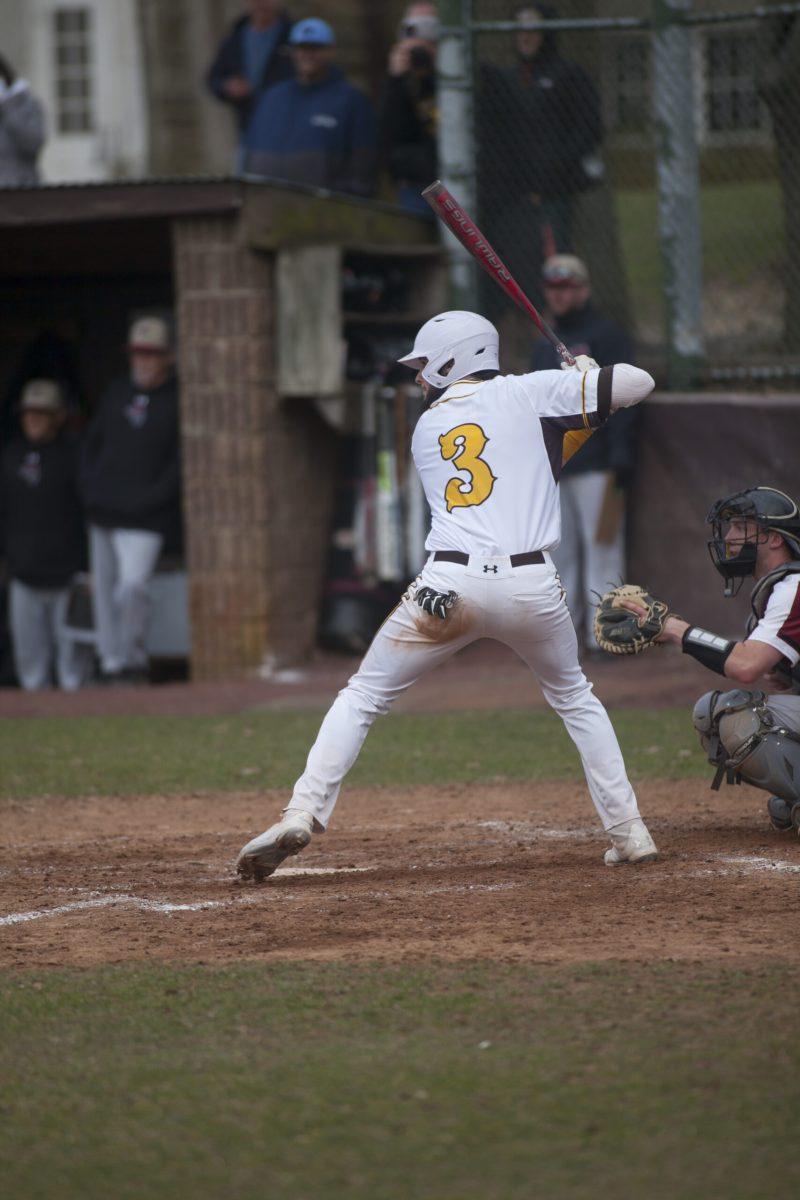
[289,18,335,47]
[127,315,172,353]
[20,378,65,413]
[542,254,590,286]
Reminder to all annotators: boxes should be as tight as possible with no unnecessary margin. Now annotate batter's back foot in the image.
[604,817,658,866]
[236,809,314,881]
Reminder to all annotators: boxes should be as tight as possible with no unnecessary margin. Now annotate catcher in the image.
[595,486,800,833]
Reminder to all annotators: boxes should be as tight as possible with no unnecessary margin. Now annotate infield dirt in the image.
[3,778,799,970]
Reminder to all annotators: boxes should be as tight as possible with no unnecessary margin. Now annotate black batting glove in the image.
[415,586,457,620]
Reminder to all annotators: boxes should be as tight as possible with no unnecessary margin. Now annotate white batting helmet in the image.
[398,311,500,390]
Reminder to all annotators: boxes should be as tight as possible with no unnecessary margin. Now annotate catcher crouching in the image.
[594,487,800,834]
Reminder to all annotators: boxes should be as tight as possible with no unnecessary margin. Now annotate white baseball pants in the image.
[9,579,91,691]
[289,553,641,832]
[552,471,625,650]
[89,526,163,673]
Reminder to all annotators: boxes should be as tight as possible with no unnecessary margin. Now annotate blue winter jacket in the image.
[242,67,377,197]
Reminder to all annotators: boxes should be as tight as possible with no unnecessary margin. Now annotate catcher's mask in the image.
[707,486,800,597]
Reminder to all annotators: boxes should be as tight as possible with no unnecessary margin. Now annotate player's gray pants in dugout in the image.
[551,471,625,651]
[89,526,163,673]
[289,553,642,832]
[8,579,91,691]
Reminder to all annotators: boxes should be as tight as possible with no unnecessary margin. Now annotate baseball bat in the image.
[422,180,576,368]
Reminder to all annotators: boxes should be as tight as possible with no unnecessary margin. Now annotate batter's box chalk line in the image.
[715,854,800,875]
[0,866,375,926]
[476,820,594,841]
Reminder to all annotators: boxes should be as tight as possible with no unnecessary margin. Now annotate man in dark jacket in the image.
[531,255,637,654]
[206,1,294,161]
[479,4,604,308]
[82,316,181,683]
[0,380,88,690]
[379,3,439,214]
[242,18,377,197]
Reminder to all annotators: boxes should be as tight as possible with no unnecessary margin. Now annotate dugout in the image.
[0,178,442,681]
[2,181,798,682]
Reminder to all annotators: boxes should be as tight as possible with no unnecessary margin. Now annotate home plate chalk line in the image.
[0,865,373,927]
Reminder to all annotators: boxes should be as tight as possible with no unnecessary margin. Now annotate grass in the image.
[3,708,791,1199]
[1,962,797,1200]
[616,178,783,314]
[0,706,707,799]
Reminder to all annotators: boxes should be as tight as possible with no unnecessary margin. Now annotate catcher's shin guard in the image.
[694,689,800,804]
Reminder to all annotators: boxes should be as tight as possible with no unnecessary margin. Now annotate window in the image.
[53,7,94,134]
[703,31,763,136]
[604,36,650,138]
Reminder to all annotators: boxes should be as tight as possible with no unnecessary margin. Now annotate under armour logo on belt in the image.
[483,564,498,574]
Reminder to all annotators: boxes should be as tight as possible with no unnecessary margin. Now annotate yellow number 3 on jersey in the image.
[438,423,497,513]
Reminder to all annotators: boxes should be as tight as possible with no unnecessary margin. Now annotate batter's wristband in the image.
[681,626,735,675]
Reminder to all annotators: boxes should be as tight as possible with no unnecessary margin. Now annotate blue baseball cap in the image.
[289,18,335,47]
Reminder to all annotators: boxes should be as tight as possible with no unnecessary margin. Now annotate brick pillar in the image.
[173,215,337,680]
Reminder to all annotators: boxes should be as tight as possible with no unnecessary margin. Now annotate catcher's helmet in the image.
[398,311,500,390]
[707,486,800,596]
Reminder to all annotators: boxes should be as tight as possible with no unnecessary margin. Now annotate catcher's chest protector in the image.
[746,562,800,693]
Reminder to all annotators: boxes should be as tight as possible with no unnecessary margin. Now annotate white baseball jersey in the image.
[747,574,800,665]
[278,361,652,851]
[411,367,611,557]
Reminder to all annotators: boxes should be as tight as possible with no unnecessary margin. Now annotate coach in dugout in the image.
[0,380,87,691]
[532,254,637,656]
[241,18,377,197]
[81,317,181,686]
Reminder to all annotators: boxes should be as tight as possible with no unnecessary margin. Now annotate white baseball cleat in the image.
[604,817,658,866]
[236,810,314,881]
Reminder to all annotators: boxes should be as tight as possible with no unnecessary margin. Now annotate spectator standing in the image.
[243,18,377,197]
[0,380,87,691]
[531,255,637,654]
[206,1,294,166]
[479,4,603,307]
[81,317,181,684]
[0,53,46,187]
[379,3,440,214]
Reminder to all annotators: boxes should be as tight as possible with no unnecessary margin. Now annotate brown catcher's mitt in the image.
[593,584,672,656]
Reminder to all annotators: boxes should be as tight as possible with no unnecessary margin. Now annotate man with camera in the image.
[379,3,440,214]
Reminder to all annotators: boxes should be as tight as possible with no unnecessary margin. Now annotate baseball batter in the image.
[237,311,658,880]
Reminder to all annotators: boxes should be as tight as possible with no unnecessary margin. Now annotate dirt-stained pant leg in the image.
[290,556,641,833]
[289,563,482,829]
[484,562,641,830]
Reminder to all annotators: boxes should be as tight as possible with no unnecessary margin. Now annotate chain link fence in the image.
[442,1,800,387]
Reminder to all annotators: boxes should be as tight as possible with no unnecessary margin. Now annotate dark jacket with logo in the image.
[479,32,602,205]
[243,66,377,196]
[81,375,181,542]
[0,430,85,588]
[206,11,294,133]
[531,303,637,479]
